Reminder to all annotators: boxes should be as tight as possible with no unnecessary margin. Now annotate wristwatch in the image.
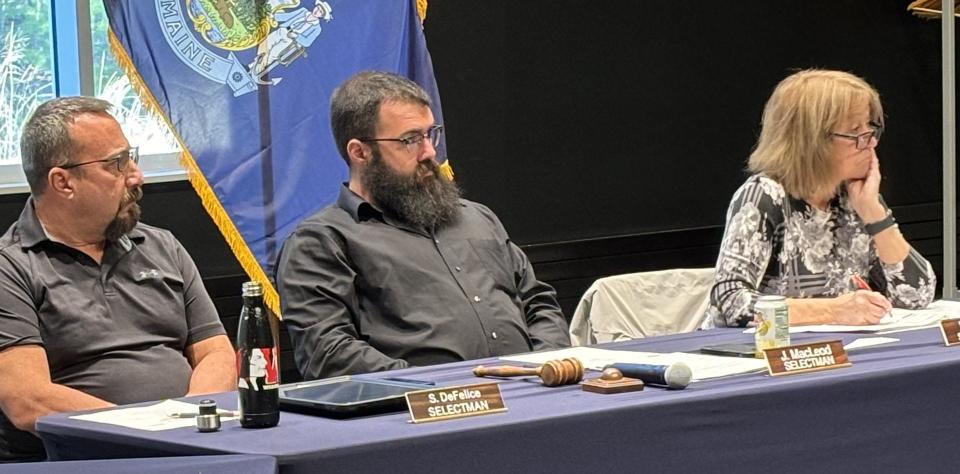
[864,211,896,236]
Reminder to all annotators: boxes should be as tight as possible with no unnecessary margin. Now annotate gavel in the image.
[472,358,585,387]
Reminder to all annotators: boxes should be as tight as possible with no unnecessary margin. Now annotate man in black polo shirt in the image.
[0,97,236,462]
[276,71,570,380]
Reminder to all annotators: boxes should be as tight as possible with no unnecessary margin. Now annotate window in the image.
[0,0,184,194]
[0,1,54,190]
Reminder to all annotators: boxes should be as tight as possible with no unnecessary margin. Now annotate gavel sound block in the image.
[473,358,585,387]
[581,367,645,394]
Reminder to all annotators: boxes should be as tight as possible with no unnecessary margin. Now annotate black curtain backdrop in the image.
[424,0,943,244]
[0,0,947,307]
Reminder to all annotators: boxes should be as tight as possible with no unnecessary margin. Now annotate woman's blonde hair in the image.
[748,69,883,199]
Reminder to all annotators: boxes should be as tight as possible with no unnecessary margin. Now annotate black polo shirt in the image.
[0,199,226,461]
[276,185,570,380]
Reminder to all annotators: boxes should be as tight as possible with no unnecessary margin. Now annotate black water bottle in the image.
[236,281,280,428]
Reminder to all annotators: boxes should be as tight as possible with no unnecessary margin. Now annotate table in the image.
[0,454,277,473]
[37,327,960,473]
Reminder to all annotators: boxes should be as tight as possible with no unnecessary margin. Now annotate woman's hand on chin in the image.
[847,156,886,222]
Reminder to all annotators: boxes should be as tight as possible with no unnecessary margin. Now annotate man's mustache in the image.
[116,185,144,215]
[125,185,144,205]
[416,160,439,179]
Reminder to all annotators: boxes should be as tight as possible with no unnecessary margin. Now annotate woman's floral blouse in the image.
[706,174,936,328]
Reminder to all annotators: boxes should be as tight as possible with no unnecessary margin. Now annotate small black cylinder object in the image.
[236,281,280,428]
[196,399,221,432]
[604,362,692,389]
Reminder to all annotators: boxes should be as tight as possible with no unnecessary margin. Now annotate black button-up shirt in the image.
[276,185,569,380]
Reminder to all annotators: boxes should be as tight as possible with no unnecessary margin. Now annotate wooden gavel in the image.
[473,358,585,387]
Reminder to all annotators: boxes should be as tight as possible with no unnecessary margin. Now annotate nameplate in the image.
[405,382,507,424]
[762,340,851,376]
[941,318,960,346]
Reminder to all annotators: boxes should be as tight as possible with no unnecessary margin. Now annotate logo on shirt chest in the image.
[137,269,162,280]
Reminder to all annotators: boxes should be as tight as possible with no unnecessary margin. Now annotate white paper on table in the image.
[843,337,899,351]
[70,399,239,431]
[500,347,767,382]
[743,299,960,334]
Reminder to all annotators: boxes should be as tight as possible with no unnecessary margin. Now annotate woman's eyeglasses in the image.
[829,125,883,151]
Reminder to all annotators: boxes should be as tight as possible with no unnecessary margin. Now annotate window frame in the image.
[0,0,186,196]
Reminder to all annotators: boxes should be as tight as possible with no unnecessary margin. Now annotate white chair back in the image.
[569,268,714,346]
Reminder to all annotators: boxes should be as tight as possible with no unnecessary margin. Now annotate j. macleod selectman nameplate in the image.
[941,318,960,346]
[762,340,851,376]
[405,383,507,424]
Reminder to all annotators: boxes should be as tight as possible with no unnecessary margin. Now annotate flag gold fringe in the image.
[438,160,454,181]
[416,0,428,22]
[908,0,960,18]
[413,1,454,180]
[107,31,282,318]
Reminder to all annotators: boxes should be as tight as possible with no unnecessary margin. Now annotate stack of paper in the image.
[70,399,239,431]
[744,299,960,334]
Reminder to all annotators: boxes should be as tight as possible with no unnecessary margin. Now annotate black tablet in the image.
[278,376,427,419]
[699,342,761,358]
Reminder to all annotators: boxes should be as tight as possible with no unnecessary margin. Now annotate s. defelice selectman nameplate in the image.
[405,383,506,424]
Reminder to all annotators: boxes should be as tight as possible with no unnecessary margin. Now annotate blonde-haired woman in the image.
[707,69,935,328]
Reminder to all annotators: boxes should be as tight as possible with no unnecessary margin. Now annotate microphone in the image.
[604,362,692,389]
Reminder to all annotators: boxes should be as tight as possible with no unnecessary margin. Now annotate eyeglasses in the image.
[60,147,139,173]
[829,125,883,151]
[359,125,444,152]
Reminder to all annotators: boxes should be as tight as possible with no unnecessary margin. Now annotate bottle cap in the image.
[196,399,221,432]
[199,399,218,415]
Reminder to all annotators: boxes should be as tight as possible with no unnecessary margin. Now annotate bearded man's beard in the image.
[363,152,461,229]
[105,185,143,241]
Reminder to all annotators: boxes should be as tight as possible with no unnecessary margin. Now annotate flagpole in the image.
[257,81,279,281]
[944,0,957,299]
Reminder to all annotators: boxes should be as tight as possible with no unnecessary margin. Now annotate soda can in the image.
[754,295,790,354]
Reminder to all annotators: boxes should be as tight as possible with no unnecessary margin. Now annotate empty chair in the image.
[569,268,714,346]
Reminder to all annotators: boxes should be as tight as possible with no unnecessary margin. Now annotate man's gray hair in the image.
[330,71,430,163]
[20,96,113,195]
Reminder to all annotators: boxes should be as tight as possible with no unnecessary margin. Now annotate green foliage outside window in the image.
[0,1,53,164]
[0,1,178,167]
[90,1,179,156]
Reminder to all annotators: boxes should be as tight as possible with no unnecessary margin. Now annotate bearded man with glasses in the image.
[705,69,936,329]
[0,97,236,462]
[276,71,570,380]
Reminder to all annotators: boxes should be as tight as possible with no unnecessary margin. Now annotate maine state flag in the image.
[104,0,448,313]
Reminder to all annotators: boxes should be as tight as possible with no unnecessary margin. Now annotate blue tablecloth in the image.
[37,328,960,473]
[0,454,277,473]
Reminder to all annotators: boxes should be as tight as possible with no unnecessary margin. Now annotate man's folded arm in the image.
[289,321,408,379]
[0,345,113,434]
[184,335,237,396]
[510,241,571,350]
[174,240,237,395]
[278,226,407,379]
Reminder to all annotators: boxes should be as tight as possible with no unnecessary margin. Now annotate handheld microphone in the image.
[604,362,692,389]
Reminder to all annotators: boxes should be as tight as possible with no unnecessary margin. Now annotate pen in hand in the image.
[851,274,871,291]
[851,274,893,322]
